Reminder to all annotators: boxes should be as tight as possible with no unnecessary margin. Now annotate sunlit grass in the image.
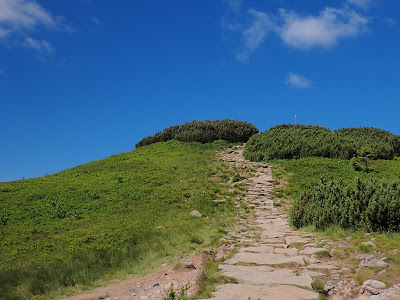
[0,140,238,299]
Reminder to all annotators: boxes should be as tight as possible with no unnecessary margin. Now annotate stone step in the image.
[225,252,306,266]
[219,265,313,288]
[208,284,318,300]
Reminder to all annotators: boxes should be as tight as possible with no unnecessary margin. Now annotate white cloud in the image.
[226,5,369,59]
[287,73,311,88]
[0,0,56,34]
[237,9,276,60]
[347,0,372,10]
[22,37,54,54]
[0,0,66,53]
[279,7,368,50]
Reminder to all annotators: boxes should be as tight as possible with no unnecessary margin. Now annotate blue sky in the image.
[1,0,399,182]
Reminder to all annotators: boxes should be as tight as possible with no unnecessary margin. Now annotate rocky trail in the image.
[65,145,400,300]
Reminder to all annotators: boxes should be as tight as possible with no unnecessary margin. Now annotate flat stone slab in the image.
[285,236,312,245]
[299,247,328,255]
[239,246,274,254]
[219,265,313,288]
[261,238,285,244]
[259,243,289,248]
[210,284,318,300]
[274,247,298,256]
[302,264,338,270]
[225,252,305,266]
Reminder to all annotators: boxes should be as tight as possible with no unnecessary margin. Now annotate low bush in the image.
[136,119,258,148]
[244,124,400,161]
[290,177,400,232]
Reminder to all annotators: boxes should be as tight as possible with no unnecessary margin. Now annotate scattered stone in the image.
[377,269,386,275]
[356,254,375,259]
[180,261,196,269]
[363,279,387,290]
[96,292,108,299]
[360,257,388,268]
[299,247,327,255]
[362,241,377,247]
[189,210,202,217]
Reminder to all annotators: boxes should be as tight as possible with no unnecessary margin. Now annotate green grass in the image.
[195,256,237,298]
[0,140,237,299]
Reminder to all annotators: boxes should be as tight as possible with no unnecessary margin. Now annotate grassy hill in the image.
[0,140,239,299]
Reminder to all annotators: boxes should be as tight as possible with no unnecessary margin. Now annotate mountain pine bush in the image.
[136,119,258,148]
[244,124,400,161]
[290,177,400,232]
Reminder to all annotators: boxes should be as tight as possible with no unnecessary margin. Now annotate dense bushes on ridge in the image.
[290,177,400,232]
[136,119,259,148]
[244,124,400,161]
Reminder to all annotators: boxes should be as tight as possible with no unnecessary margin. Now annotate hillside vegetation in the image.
[0,140,238,299]
[244,124,400,161]
[244,124,400,232]
[272,155,400,233]
[136,119,258,148]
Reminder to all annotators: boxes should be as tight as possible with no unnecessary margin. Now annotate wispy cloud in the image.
[22,37,54,54]
[223,4,369,60]
[225,0,242,12]
[279,7,368,50]
[287,73,312,88]
[237,9,276,60]
[347,0,372,10]
[0,68,5,74]
[0,0,68,54]
[90,16,99,25]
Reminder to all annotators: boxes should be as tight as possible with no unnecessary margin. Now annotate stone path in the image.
[203,146,321,299]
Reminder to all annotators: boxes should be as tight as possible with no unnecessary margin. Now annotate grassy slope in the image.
[271,157,400,285]
[0,140,237,299]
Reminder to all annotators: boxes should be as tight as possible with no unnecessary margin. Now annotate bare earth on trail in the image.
[65,145,400,300]
[64,252,207,300]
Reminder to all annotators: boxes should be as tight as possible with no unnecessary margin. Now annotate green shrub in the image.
[312,280,325,294]
[136,119,258,148]
[244,124,400,161]
[163,285,189,300]
[232,174,244,183]
[290,177,400,232]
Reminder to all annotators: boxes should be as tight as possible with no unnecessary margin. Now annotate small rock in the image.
[362,241,377,247]
[347,280,357,289]
[363,279,387,290]
[360,258,388,268]
[365,233,371,236]
[357,254,375,259]
[189,210,202,217]
[377,269,386,275]
[180,261,196,269]
[96,292,108,299]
